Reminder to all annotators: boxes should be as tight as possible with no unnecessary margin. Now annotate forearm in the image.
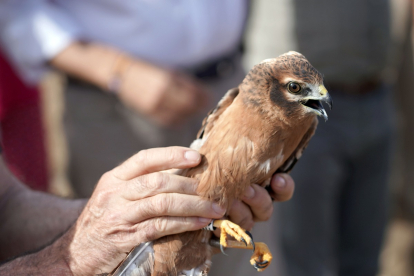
[0,157,85,274]
[0,184,86,260]
[0,158,86,260]
[0,241,73,276]
[50,41,126,90]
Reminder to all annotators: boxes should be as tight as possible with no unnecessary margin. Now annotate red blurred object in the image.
[0,50,49,191]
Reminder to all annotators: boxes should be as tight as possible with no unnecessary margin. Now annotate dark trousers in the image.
[278,85,395,276]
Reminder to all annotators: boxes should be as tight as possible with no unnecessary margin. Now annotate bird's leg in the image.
[205,220,273,271]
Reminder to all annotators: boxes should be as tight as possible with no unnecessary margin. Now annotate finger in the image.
[112,147,201,181]
[242,184,274,222]
[125,193,226,223]
[122,172,198,200]
[137,216,212,242]
[227,200,254,231]
[269,173,295,202]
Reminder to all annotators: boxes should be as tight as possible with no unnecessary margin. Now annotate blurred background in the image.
[0,0,413,275]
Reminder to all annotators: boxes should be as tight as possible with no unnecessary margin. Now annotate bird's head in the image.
[240,51,332,121]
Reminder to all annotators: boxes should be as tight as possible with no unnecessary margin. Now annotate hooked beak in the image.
[300,85,332,121]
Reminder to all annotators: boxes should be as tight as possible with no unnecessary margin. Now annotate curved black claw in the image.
[253,261,269,270]
[220,243,228,256]
[245,231,255,251]
[255,260,269,266]
[241,237,247,247]
[209,238,220,248]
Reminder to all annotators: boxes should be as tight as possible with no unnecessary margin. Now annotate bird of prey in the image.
[112,51,332,276]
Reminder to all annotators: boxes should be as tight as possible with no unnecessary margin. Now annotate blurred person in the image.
[0,50,49,191]
[381,5,414,275]
[0,1,249,197]
[0,145,296,274]
[225,0,408,275]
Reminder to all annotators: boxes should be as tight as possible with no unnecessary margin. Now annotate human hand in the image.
[222,173,295,232]
[58,147,225,275]
[118,60,210,126]
[50,43,210,126]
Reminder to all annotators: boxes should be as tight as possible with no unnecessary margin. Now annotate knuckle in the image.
[154,194,172,215]
[105,209,123,225]
[98,171,113,186]
[138,172,167,194]
[185,178,199,194]
[141,222,158,241]
[92,187,114,207]
[139,197,155,218]
[133,172,170,199]
[165,147,180,164]
[151,172,167,190]
[135,149,149,167]
[154,217,169,234]
[131,175,148,194]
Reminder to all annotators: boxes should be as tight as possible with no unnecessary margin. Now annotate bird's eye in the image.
[287,82,301,93]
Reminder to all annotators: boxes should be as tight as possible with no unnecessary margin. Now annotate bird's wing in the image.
[197,87,239,139]
[112,242,154,276]
[276,117,318,173]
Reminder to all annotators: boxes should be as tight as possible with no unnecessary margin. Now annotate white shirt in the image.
[0,0,247,84]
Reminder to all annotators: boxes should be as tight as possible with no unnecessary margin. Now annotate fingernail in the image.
[199,217,211,223]
[212,203,226,215]
[185,150,200,162]
[244,186,255,199]
[275,176,286,188]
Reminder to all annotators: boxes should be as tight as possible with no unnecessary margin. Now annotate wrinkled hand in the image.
[119,60,210,126]
[224,174,295,232]
[61,147,224,275]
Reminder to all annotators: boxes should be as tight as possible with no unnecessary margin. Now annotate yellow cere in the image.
[319,85,328,96]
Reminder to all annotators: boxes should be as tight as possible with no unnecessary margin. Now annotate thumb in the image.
[112,146,201,181]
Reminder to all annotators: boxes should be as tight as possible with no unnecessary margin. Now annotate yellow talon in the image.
[212,220,253,248]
